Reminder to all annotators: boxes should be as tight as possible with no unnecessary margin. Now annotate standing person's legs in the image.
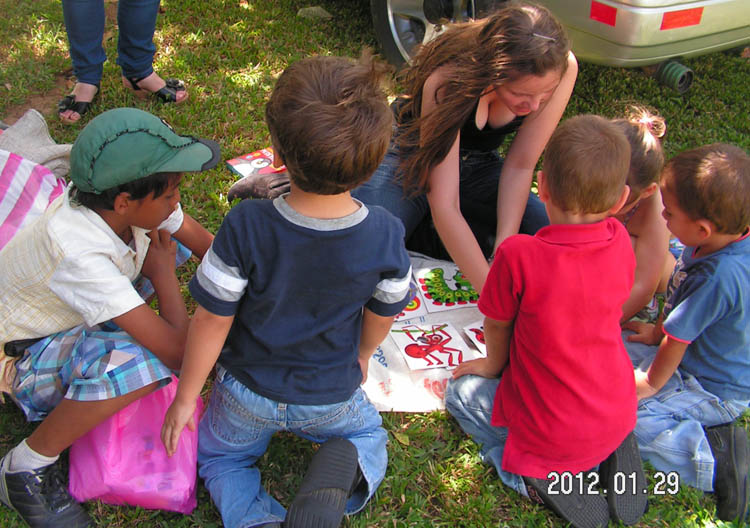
[62,0,106,86]
[198,368,285,528]
[116,0,159,80]
[59,0,104,123]
[118,0,189,102]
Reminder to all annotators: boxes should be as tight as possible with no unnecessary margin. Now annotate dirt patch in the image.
[1,73,72,126]
[1,0,118,126]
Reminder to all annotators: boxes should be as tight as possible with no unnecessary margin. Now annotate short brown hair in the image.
[663,143,750,234]
[265,53,392,195]
[542,114,631,214]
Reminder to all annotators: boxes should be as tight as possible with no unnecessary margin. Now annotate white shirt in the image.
[0,187,183,350]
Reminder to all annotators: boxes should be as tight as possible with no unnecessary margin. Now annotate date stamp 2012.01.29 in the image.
[544,470,680,496]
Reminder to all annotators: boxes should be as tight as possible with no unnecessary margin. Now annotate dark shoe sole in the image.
[599,431,648,525]
[284,438,360,528]
[524,475,609,528]
[707,424,750,522]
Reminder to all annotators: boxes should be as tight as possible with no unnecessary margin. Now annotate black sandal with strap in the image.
[57,84,99,124]
[123,75,188,104]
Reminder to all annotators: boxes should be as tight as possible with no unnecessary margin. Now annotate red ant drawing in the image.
[400,325,463,367]
[469,327,485,344]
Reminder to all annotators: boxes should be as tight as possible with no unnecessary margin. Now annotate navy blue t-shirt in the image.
[189,195,412,405]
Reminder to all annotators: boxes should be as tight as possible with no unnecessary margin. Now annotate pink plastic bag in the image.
[68,376,203,514]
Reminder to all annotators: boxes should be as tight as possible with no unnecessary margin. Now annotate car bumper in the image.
[540,0,750,66]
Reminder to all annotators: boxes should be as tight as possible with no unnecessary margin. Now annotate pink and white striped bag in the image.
[0,149,67,251]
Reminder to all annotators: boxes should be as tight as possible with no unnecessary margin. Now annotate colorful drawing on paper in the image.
[463,320,486,356]
[390,323,475,371]
[394,278,428,322]
[414,265,479,313]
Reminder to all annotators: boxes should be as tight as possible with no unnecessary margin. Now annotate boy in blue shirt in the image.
[161,54,412,528]
[624,143,750,522]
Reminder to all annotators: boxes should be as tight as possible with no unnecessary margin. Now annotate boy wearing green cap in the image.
[0,107,219,528]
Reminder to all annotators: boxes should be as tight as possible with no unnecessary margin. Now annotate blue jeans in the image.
[353,147,548,259]
[198,366,388,528]
[624,332,749,491]
[62,0,160,85]
[444,375,527,497]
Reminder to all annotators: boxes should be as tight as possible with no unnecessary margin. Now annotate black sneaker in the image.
[598,431,648,525]
[284,438,361,528]
[0,453,92,528]
[706,423,750,522]
[524,475,609,528]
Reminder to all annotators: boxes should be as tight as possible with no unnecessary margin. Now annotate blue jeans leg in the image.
[198,369,286,528]
[623,334,749,491]
[62,0,106,85]
[288,387,388,514]
[116,0,159,79]
[353,148,429,240]
[198,368,388,527]
[444,375,526,496]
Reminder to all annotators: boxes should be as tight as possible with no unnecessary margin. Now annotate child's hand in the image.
[634,369,658,400]
[623,320,662,346]
[161,398,197,457]
[452,358,499,380]
[142,229,177,281]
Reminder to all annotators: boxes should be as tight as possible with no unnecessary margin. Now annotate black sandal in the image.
[57,84,99,124]
[123,75,188,104]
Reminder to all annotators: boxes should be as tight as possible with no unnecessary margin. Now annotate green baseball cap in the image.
[70,107,221,193]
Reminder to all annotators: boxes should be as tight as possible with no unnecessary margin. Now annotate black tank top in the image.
[460,100,525,151]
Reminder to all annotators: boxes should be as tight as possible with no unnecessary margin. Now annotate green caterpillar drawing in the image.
[418,267,478,305]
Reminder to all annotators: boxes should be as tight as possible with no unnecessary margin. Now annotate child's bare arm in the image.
[162,306,234,456]
[621,197,671,322]
[173,212,214,260]
[112,229,189,369]
[452,316,511,379]
[635,336,688,399]
[358,308,396,383]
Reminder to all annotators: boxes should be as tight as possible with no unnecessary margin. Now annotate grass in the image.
[1,0,749,526]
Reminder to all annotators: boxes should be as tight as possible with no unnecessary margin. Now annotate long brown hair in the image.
[395,2,570,194]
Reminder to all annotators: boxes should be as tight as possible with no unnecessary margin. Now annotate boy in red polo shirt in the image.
[446,114,646,528]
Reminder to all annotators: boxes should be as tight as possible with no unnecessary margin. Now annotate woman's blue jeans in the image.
[353,147,548,259]
[198,366,388,528]
[62,0,160,85]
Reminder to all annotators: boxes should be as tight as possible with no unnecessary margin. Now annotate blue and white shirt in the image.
[664,231,750,400]
[190,195,411,405]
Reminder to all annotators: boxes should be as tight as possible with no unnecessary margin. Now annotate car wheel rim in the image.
[385,0,476,63]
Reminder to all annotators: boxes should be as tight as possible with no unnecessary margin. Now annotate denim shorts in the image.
[197,366,388,528]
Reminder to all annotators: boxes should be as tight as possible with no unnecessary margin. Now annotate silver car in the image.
[370,0,750,67]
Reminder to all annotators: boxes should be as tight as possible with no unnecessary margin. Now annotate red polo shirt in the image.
[479,218,637,478]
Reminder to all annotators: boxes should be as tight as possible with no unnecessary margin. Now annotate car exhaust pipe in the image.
[648,59,694,94]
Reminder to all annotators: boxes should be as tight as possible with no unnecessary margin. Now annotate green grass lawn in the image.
[1,0,749,526]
